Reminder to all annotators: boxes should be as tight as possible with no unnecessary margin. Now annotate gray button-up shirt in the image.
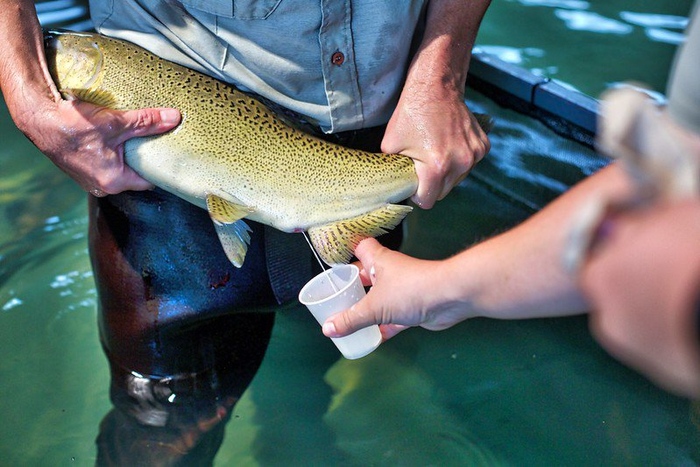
[90,0,427,133]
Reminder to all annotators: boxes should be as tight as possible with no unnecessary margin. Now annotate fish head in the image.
[44,31,104,93]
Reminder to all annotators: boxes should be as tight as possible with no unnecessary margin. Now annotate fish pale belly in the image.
[255,181,417,232]
[124,139,209,207]
[125,139,417,232]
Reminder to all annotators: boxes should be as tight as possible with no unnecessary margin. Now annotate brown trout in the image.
[45,30,490,267]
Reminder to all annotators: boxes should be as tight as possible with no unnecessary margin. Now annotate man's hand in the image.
[381,0,492,209]
[16,97,180,196]
[322,238,473,342]
[0,1,179,196]
[382,80,489,209]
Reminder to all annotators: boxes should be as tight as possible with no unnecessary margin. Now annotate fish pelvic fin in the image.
[214,220,252,268]
[308,204,412,266]
[206,194,254,267]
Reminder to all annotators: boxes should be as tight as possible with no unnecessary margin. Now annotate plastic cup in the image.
[298,264,382,359]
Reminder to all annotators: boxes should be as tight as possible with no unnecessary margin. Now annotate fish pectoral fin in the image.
[213,220,252,268]
[206,194,254,224]
[65,88,117,108]
[308,204,412,266]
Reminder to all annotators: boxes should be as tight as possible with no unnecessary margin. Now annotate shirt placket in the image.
[319,0,364,133]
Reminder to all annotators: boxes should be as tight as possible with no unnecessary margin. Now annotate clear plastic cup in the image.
[298,264,382,359]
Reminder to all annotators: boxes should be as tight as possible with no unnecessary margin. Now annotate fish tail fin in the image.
[473,112,495,133]
[308,204,412,266]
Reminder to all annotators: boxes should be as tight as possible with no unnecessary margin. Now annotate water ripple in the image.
[555,10,634,34]
[645,28,686,45]
[473,46,545,65]
[619,11,689,29]
[515,0,590,10]
[2,297,23,312]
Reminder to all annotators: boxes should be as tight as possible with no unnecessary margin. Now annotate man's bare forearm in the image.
[0,0,60,128]
[408,0,491,92]
[383,0,492,208]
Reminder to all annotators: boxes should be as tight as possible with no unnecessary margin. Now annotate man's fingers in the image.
[115,107,181,143]
[380,324,409,341]
[351,260,374,286]
[411,162,442,209]
[119,166,155,192]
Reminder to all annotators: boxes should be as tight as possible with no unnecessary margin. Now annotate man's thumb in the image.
[117,107,181,142]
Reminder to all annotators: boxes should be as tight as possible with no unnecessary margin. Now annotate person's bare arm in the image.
[0,0,180,195]
[382,0,492,209]
[322,164,634,340]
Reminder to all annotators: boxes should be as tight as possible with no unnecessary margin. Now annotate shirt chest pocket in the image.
[181,0,284,19]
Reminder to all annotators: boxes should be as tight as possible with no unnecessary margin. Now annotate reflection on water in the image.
[96,313,273,465]
[619,11,689,29]
[554,10,634,34]
[645,27,686,45]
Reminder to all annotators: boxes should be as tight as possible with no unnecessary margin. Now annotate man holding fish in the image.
[0,0,492,320]
[0,0,491,461]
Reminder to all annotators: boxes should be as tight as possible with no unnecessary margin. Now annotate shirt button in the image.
[331,51,345,66]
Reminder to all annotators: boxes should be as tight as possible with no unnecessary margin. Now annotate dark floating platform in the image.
[468,51,599,147]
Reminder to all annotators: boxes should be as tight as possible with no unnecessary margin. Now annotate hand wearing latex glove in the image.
[580,198,700,397]
[382,0,491,209]
[322,238,475,341]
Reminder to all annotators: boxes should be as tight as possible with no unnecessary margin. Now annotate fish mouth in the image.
[44,31,59,52]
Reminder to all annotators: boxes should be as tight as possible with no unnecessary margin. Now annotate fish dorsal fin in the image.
[206,194,254,267]
[308,204,412,266]
[206,194,254,224]
[64,88,117,108]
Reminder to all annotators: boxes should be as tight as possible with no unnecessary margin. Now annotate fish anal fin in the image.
[206,194,253,225]
[308,204,412,266]
[213,220,252,268]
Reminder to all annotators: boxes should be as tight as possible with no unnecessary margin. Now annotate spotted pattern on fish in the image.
[308,204,412,265]
[45,31,490,266]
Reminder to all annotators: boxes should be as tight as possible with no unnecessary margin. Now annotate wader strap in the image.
[265,226,317,304]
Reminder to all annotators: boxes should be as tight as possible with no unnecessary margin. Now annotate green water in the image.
[1,1,699,465]
[477,0,695,97]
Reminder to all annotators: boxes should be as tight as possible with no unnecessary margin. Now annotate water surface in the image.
[476,0,695,97]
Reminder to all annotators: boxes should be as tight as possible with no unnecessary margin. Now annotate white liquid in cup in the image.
[299,264,382,359]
